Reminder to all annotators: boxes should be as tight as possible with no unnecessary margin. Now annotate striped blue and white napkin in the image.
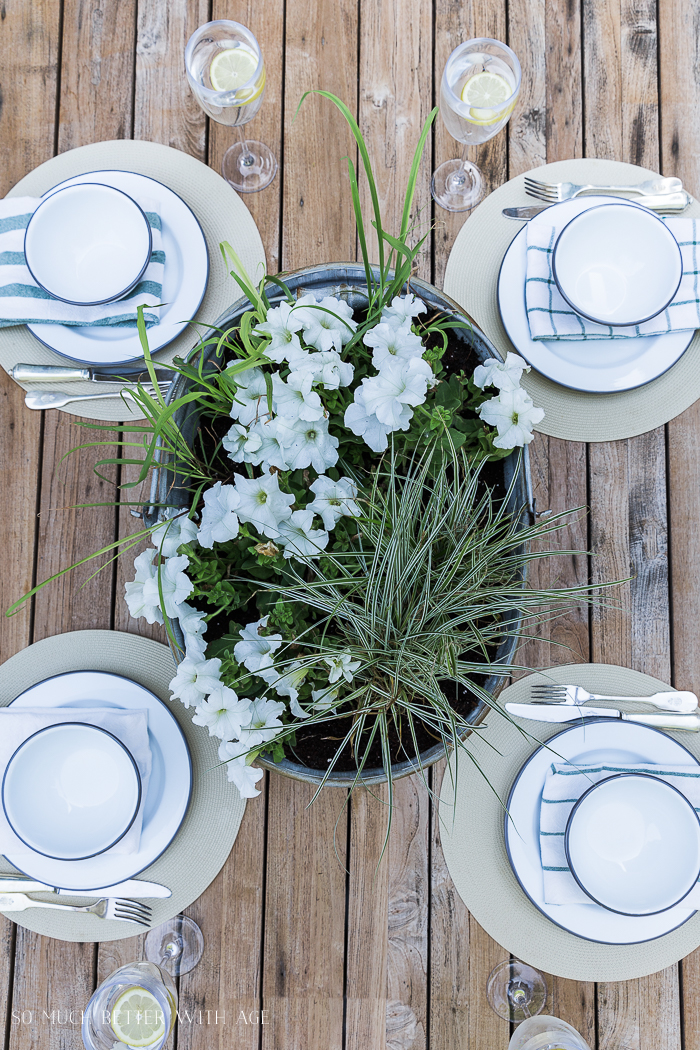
[525,216,700,340]
[0,195,164,329]
[540,761,700,906]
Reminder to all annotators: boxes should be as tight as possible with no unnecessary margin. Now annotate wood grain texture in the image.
[508,0,547,175]
[261,780,347,1050]
[209,0,285,275]
[58,0,137,150]
[429,759,510,1050]
[358,0,433,281]
[281,0,359,270]
[134,0,209,156]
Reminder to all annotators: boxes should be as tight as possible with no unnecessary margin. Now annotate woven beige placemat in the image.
[439,663,700,982]
[0,630,246,942]
[1,139,266,422]
[443,158,700,442]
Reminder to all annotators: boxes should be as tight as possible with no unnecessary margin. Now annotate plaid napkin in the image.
[0,194,164,329]
[525,216,700,340]
[539,761,700,906]
[0,708,152,856]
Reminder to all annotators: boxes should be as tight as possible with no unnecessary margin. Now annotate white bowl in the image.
[552,202,682,326]
[24,183,152,306]
[2,723,141,860]
[565,773,700,916]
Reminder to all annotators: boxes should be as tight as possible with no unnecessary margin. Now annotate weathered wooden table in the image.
[0,0,697,1046]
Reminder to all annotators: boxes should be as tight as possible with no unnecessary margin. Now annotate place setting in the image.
[0,22,270,424]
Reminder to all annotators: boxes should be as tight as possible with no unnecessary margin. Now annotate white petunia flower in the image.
[234,472,294,538]
[381,293,427,328]
[479,386,544,448]
[222,422,264,464]
[472,351,530,392]
[238,697,286,745]
[276,508,329,560]
[245,417,292,472]
[311,685,339,711]
[150,509,199,558]
[234,615,283,672]
[360,356,434,428]
[142,554,193,617]
[344,385,411,453]
[308,475,361,530]
[253,301,304,363]
[124,548,163,625]
[175,602,208,658]
[294,294,357,352]
[197,482,240,549]
[227,365,271,426]
[324,652,361,684]
[183,632,208,659]
[217,742,265,798]
[169,655,223,709]
[363,322,425,370]
[274,415,339,472]
[192,685,252,740]
[272,371,324,422]
[296,349,354,390]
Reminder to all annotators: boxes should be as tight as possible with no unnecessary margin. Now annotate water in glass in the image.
[508,1015,593,1050]
[82,961,176,1050]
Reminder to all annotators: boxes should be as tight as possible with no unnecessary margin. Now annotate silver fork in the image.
[523,175,682,203]
[24,387,169,411]
[0,892,152,926]
[530,683,698,714]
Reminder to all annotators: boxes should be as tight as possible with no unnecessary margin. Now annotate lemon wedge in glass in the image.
[110,988,167,1048]
[209,46,264,104]
[461,71,513,124]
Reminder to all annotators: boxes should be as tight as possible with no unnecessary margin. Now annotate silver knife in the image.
[11,363,174,384]
[505,702,700,731]
[503,191,691,220]
[0,876,171,898]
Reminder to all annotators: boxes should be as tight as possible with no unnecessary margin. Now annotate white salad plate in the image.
[25,183,153,307]
[3,670,192,891]
[505,718,700,944]
[2,722,141,860]
[28,169,209,365]
[497,196,694,393]
[566,772,700,916]
[553,203,683,326]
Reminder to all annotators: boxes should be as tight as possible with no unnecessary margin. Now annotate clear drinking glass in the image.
[432,38,521,212]
[185,20,277,193]
[507,1015,593,1050]
[486,960,547,1023]
[82,961,177,1050]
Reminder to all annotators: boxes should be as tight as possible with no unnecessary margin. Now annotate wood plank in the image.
[357,0,433,281]
[58,0,137,151]
[208,0,285,276]
[280,0,361,271]
[261,780,348,1050]
[134,0,209,155]
[433,0,507,289]
[429,758,510,1049]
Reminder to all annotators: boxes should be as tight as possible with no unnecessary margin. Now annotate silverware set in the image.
[506,684,700,731]
[503,175,691,220]
[0,874,171,925]
[10,362,175,410]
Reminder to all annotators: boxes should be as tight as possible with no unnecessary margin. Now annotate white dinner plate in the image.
[497,196,694,393]
[27,170,210,365]
[505,718,699,944]
[4,670,192,890]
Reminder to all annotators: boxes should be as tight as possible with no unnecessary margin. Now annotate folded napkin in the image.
[0,708,152,857]
[539,760,700,906]
[0,195,164,329]
[525,216,700,340]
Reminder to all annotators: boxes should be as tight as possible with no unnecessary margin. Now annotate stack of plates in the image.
[497,196,694,393]
[505,719,700,944]
[2,671,191,892]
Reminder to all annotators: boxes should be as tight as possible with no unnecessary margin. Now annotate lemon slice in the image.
[461,71,513,123]
[210,46,264,104]
[110,988,167,1048]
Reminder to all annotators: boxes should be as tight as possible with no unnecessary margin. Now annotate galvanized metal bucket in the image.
[145,263,534,786]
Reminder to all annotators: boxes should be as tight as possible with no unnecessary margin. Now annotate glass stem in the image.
[158,941,180,968]
[235,124,256,169]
